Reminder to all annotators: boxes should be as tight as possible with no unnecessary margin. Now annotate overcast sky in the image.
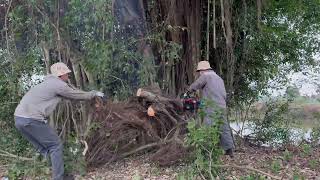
[268,69,320,96]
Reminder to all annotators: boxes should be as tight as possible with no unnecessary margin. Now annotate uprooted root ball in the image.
[86,87,190,167]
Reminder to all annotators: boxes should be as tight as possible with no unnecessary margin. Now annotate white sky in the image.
[268,68,320,97]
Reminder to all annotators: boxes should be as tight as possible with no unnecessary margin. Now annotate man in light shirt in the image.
[14,62,104,180]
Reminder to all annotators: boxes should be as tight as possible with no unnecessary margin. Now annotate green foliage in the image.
[283,149,293,161]
[310,123,320,144]
[270,160,281,173]
[240,174,266,180]
[64,0,162,99]
[64,136,87,176]
[293,172,306,180]
[7,159,50,180]
[161,41,182,63]
[3,136,88,179]
[66,0,130,98]
[132,172,143,180]
[232,0,320,106]
[250,99,291,146]
[0,41,44,177]
[184,101,224,179]
[1,0,160,177]
[301,143,312,157]
[0,0,46,162]
[286,85,300,99]
[1,0,320,178]
[176,168,197,180]
[308,159,318,169]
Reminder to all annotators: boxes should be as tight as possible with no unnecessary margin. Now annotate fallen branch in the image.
[0,150,33,161]
[214,164,281,180]
[136,88,171,102]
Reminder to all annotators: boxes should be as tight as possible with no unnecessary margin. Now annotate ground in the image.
[81,155,182,180]
[78,144,320,180]
[1,144,319,179]
[0,166,6,178]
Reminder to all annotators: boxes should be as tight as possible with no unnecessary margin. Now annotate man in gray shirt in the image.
[187,61,235,157]
[14,62,104,180]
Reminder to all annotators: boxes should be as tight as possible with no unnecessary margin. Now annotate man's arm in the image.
[188,74,207,92]
[56,83,96,100]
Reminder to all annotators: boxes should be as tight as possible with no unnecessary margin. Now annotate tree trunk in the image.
[148,0,202,95]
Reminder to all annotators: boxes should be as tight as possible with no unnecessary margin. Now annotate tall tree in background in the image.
[144,0,320,104]
[0,0,320,141]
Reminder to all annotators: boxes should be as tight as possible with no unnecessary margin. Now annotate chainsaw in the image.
[181,92,201,112]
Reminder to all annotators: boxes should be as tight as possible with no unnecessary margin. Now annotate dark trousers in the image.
[15,116,64,180]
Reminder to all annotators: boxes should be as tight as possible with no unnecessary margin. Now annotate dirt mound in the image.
[86,87,190,167]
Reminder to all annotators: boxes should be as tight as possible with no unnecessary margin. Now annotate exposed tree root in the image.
[86,86,189,167]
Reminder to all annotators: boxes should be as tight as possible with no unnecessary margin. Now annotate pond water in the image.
[230,121,314,146]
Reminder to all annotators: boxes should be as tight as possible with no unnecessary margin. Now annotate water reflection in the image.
[230,122,313,146]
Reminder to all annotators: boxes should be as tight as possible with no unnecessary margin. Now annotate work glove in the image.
[93,91,104,97]
[183,90,191,97]
[183,92,188,98]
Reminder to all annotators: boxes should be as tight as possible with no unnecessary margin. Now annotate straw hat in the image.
[50,62,72,77]
[196,61,212,71]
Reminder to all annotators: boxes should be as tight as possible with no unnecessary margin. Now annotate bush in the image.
[249,99,291,147]
[6,159,50,180]
[63,136,87,176]
[184,100,224,179]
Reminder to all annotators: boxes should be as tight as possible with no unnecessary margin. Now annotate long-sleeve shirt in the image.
[15,75,96,120]
[188,70,227,109]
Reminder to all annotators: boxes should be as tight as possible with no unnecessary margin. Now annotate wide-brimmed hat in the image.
[50,62,72,77]
[196,61,212,71]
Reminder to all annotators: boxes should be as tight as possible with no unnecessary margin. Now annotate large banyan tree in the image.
[1,0,320,143]
[1,0,319,100]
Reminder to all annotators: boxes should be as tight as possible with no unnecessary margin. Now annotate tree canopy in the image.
[1,0,319,105]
